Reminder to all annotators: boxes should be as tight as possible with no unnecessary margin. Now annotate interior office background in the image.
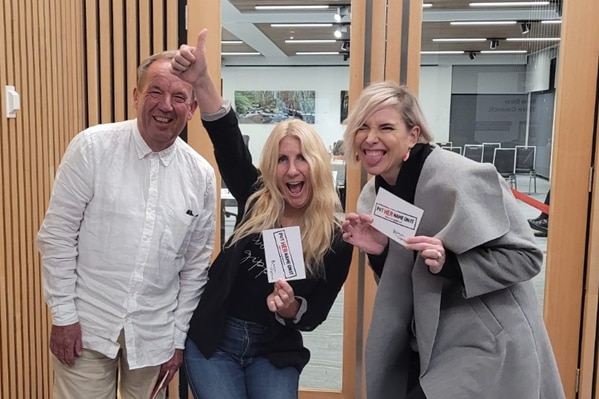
[1,1,599,399]
[223,51,556,179]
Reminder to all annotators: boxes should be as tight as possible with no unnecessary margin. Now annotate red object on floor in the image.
[511,188,550,215]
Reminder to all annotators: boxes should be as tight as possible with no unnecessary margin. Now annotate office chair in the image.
[463,144,483,162]
[515,145,537,193]
[492,148,517,189]
[482,142,501,163]
[441,146,462,155]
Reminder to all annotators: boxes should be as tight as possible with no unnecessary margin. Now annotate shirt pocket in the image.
[161,209,199,258]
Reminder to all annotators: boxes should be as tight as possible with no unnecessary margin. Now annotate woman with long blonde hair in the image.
[171,29,353,399]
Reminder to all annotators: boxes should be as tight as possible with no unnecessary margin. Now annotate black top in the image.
[228,233,271,325]
[186,110,353,371]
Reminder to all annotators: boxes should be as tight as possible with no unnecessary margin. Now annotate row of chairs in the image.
[437,142,537,193]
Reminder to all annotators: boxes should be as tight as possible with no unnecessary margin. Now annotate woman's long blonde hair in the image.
[230,119,343,277]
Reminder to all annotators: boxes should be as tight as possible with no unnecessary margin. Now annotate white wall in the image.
[415,65,530,144]
[526,47,558,92]
[419,65,452,142]
[452,65,528,94]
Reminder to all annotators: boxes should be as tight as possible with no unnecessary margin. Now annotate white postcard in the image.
[371,187,424,246]
[262,226,306,283]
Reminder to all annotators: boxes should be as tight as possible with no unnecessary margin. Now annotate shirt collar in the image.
[132,119,178,166]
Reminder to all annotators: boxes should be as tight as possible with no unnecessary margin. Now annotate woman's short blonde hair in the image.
[343,81,434,164]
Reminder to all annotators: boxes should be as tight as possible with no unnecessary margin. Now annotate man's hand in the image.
[50,322,83,366]
[158,349,183,386]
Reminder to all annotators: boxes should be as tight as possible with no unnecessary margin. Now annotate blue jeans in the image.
[184,317,299,399]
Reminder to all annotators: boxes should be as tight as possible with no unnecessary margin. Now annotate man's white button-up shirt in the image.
[37,119,216,369]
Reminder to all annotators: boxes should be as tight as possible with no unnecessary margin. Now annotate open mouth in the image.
[362,149,386,165]
[153,116,171,124]
[286,182,305,196]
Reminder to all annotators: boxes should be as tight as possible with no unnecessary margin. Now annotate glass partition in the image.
[420,2,561,306]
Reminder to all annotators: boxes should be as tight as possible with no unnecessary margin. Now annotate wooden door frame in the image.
[544,0,599,397]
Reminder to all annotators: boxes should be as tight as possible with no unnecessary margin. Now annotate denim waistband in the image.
[225,316,269,335]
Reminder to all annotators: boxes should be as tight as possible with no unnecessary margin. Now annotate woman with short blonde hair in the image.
[342,81,564,399]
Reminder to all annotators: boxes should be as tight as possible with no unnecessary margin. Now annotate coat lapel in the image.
[411,260,443,372]
[365,241,414,399]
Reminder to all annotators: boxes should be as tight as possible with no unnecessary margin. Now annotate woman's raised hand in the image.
[342,213,388,254]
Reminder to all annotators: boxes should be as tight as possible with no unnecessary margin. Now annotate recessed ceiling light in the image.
[285,39,337,44]
[221,52,261,56]
[541,20,562,24]
[256,5,330,10]
[421,50,466,55]
[433,38,486,42]
[470,1,549,6]
[422,3,433,7]
[480,50,527,54]
[271,23,333,28]
[221,40,243,45]
[450,21,517,25]
[296,51,340,55]
[506,37,561,41]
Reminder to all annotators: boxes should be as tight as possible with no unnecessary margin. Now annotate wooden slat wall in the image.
[1,1,181,398]
[0,0,85,398]
[86,0,179,127]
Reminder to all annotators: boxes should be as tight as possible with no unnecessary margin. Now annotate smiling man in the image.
[37,51,217,399]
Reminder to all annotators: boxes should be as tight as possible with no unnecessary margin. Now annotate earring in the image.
[402,148,411,162]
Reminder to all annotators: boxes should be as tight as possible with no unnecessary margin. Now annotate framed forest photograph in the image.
[234,90,316,124]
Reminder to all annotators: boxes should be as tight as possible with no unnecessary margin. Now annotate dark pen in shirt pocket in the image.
[186,209,198,217]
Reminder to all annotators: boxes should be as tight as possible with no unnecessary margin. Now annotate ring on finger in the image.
[435,250,443,261]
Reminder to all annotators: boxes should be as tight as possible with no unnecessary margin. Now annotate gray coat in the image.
[358,148,565,399]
